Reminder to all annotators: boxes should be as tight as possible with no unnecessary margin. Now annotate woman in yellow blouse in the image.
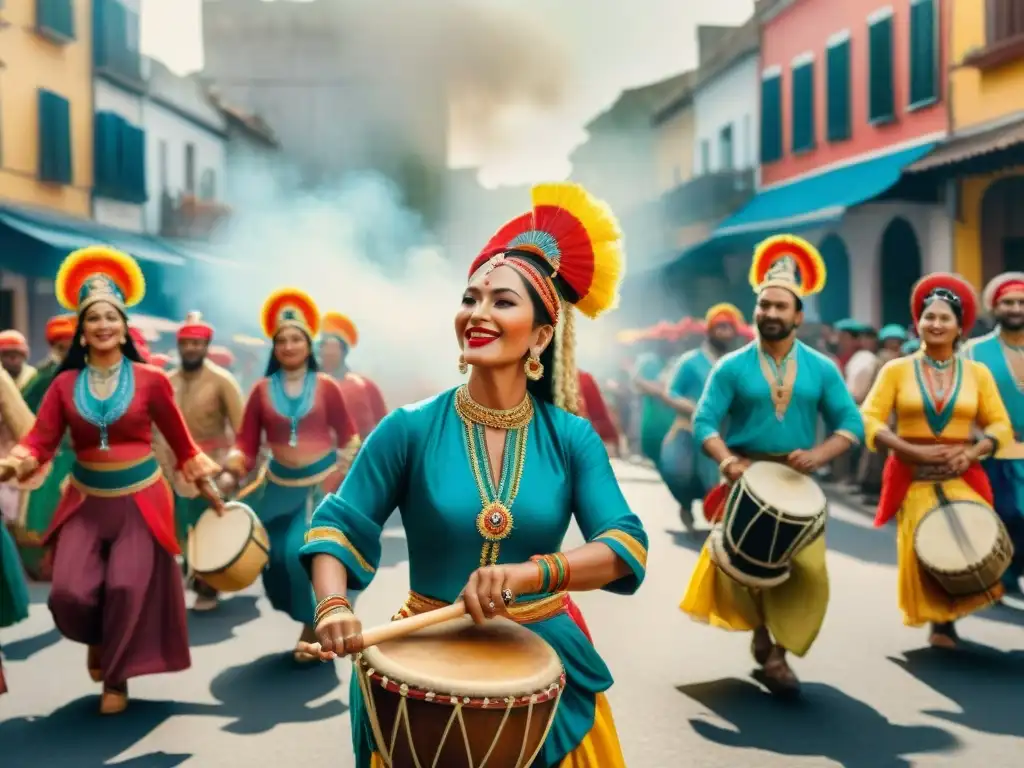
[860,273,1014,648]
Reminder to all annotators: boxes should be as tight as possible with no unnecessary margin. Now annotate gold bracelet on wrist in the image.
[719,456,738,473]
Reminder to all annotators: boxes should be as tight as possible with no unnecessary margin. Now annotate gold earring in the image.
[80,335,87,347]
[525,354,544,381]
[458,354,468,375]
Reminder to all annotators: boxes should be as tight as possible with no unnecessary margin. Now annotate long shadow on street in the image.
[208,651,345,735]
[187,595,261,648]
[677,677,959,768]
[890,644,1024,740]
[2,626,61,661]
[0,696,214,768]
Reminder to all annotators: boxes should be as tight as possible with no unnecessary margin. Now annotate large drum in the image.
[708,461,827,588]
[915,500,1014,597]
[355,616,565,768]
[187,502,269,593]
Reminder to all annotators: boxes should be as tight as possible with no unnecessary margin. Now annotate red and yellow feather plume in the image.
[55,246,145,312]
[748,235,826,297]
[704,303,744,327]
[470,182,625,320]
[321,311,358,348]
[260,288,320,339]
[911,273,978,334]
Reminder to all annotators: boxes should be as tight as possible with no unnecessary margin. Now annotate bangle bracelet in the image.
[315,606,351,627]
[314,594,351,624]
[719,456,737,472]
[529,553,571,593]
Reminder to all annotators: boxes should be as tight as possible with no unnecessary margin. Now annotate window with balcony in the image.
[868,8,895,124]
[93,0,142,87]
[760,69,783,164]
[791,55,815,153]
[36,0,75,43]
[827,33,852,141]
[94,111,147,203]
[964,0,1024,70]
[909,0,938,107]
[38,89,72,185]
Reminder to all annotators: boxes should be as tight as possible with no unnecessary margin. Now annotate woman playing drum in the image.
[860,273,1015,648]
[300,182,648,768]
[0,246,221,714]
[222,289,359,662]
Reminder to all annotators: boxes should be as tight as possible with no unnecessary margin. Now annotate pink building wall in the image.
[760,0,948,188]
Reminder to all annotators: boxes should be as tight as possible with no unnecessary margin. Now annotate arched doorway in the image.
[981,176,1024,282]
[816,234,850,324]
[879,217,921,327]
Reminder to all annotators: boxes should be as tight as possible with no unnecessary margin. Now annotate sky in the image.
[141,0,756,187]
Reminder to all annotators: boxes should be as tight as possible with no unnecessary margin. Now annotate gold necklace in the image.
[454,384,533,430]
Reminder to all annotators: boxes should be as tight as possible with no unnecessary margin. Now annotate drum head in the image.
[916,501,1001,571]
[360,616,563,700]
[741,461,826,518]
[190,502,255,572]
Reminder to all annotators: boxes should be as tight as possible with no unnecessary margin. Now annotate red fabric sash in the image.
[874,454,993,528]
[703,482,730,523]
[565,595,594,644]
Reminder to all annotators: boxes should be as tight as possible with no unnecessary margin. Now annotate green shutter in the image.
[909,0,937,106]
[791,60,815,153]
[128,127,148,203]
[827,39,851,141]
[760,73,783,164]
[36,0,76,43]
[37,89,72,185]
[869,14,895,123]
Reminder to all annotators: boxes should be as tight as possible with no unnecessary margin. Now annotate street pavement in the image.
[2,460,1023,767]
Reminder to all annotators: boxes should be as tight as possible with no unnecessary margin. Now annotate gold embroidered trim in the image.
[69,467,163,499]
[594,529,648,570]
[835,429,861,446]
[757,344,797,420]
[305,526,376,574]
[393,590,567,624]
[266,454,338,488]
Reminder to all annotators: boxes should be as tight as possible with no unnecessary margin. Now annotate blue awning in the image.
[713,141,938,237]
[0,204,187,268]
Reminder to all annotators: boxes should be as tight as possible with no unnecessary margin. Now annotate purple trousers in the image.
[48,495,190,687]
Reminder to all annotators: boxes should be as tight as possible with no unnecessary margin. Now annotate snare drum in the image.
[187,502,270,593]
[914,500,1014,597]
[708,461,827,588]
[355,616,565,768]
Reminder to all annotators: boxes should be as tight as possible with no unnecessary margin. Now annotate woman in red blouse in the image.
[577,369,620,454]
[0,246,220,715]
[224,289,359,662]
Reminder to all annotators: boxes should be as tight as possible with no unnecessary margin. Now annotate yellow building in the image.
[0,0,93,216]
[910,0,1024,288]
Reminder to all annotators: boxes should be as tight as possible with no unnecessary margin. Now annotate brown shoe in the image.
[754,647,801,698]
[87,645,102,683]
[193,594,219,612]
[99,684,128,715]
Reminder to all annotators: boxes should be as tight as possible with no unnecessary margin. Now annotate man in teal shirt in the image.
[680,235,863,698]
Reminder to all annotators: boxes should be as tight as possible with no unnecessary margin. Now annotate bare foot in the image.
[751,627,772,666]
[755,647,801,698]
[928,622,958,650]
[193,594,219,612]
[99,683,128,715]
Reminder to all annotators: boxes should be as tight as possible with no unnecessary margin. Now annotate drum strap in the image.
[933,484,997,603]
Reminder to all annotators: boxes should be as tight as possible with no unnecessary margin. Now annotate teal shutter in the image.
[128,127,148,203]
[869,14,895,122]
[760,73,783,164]
[36,0,76,43]
[791,60,815,153]
[909,0,937,106]
[826,39,851,141]
[38,89,72,184]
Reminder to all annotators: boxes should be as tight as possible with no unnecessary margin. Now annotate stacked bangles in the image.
[314,594,352,626]
[530,552,570,594]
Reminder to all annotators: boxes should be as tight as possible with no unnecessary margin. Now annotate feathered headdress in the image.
[260,288,320,339]
[704,303,744,328]
[911,273,978,335]
[982,272,1024,313]
[321,311,358,349]
[55,246,146,315]
[748,235,826,298]
[178,311,214,342]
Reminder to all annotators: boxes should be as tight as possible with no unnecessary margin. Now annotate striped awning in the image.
[907,117,1024,173]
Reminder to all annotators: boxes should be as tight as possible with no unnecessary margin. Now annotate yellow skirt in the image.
[679,533,829,657]
[896,478,1004,627]
[370,692,624,768]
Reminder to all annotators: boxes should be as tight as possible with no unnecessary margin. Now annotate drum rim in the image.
[708,528,792,589]
[739,461,827,518]
[190,501,267,574]
[914,502,1012,575]
[356,618,565,700]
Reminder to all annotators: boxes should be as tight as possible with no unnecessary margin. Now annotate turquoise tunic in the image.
[693,340,864,454]
[300,388,648,768]
[635,352,675,464]
[660,346,721,503]
[1,523,30,628]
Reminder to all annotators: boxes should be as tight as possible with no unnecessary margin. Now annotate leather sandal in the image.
[99,684,128,715]
[754,647,801,698]
[87,645,102,683]
[928,622,958,649]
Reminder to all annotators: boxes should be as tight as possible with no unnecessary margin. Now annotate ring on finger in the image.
[501,587,515,606]
[488,600,496,611]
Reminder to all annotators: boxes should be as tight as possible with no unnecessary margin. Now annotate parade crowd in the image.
[1,182,1022,768]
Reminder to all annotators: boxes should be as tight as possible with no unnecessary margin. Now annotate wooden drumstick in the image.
[197,477,226,514]
[299,600,467,657]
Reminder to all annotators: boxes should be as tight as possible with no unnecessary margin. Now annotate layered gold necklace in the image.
[454,384,533,565]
